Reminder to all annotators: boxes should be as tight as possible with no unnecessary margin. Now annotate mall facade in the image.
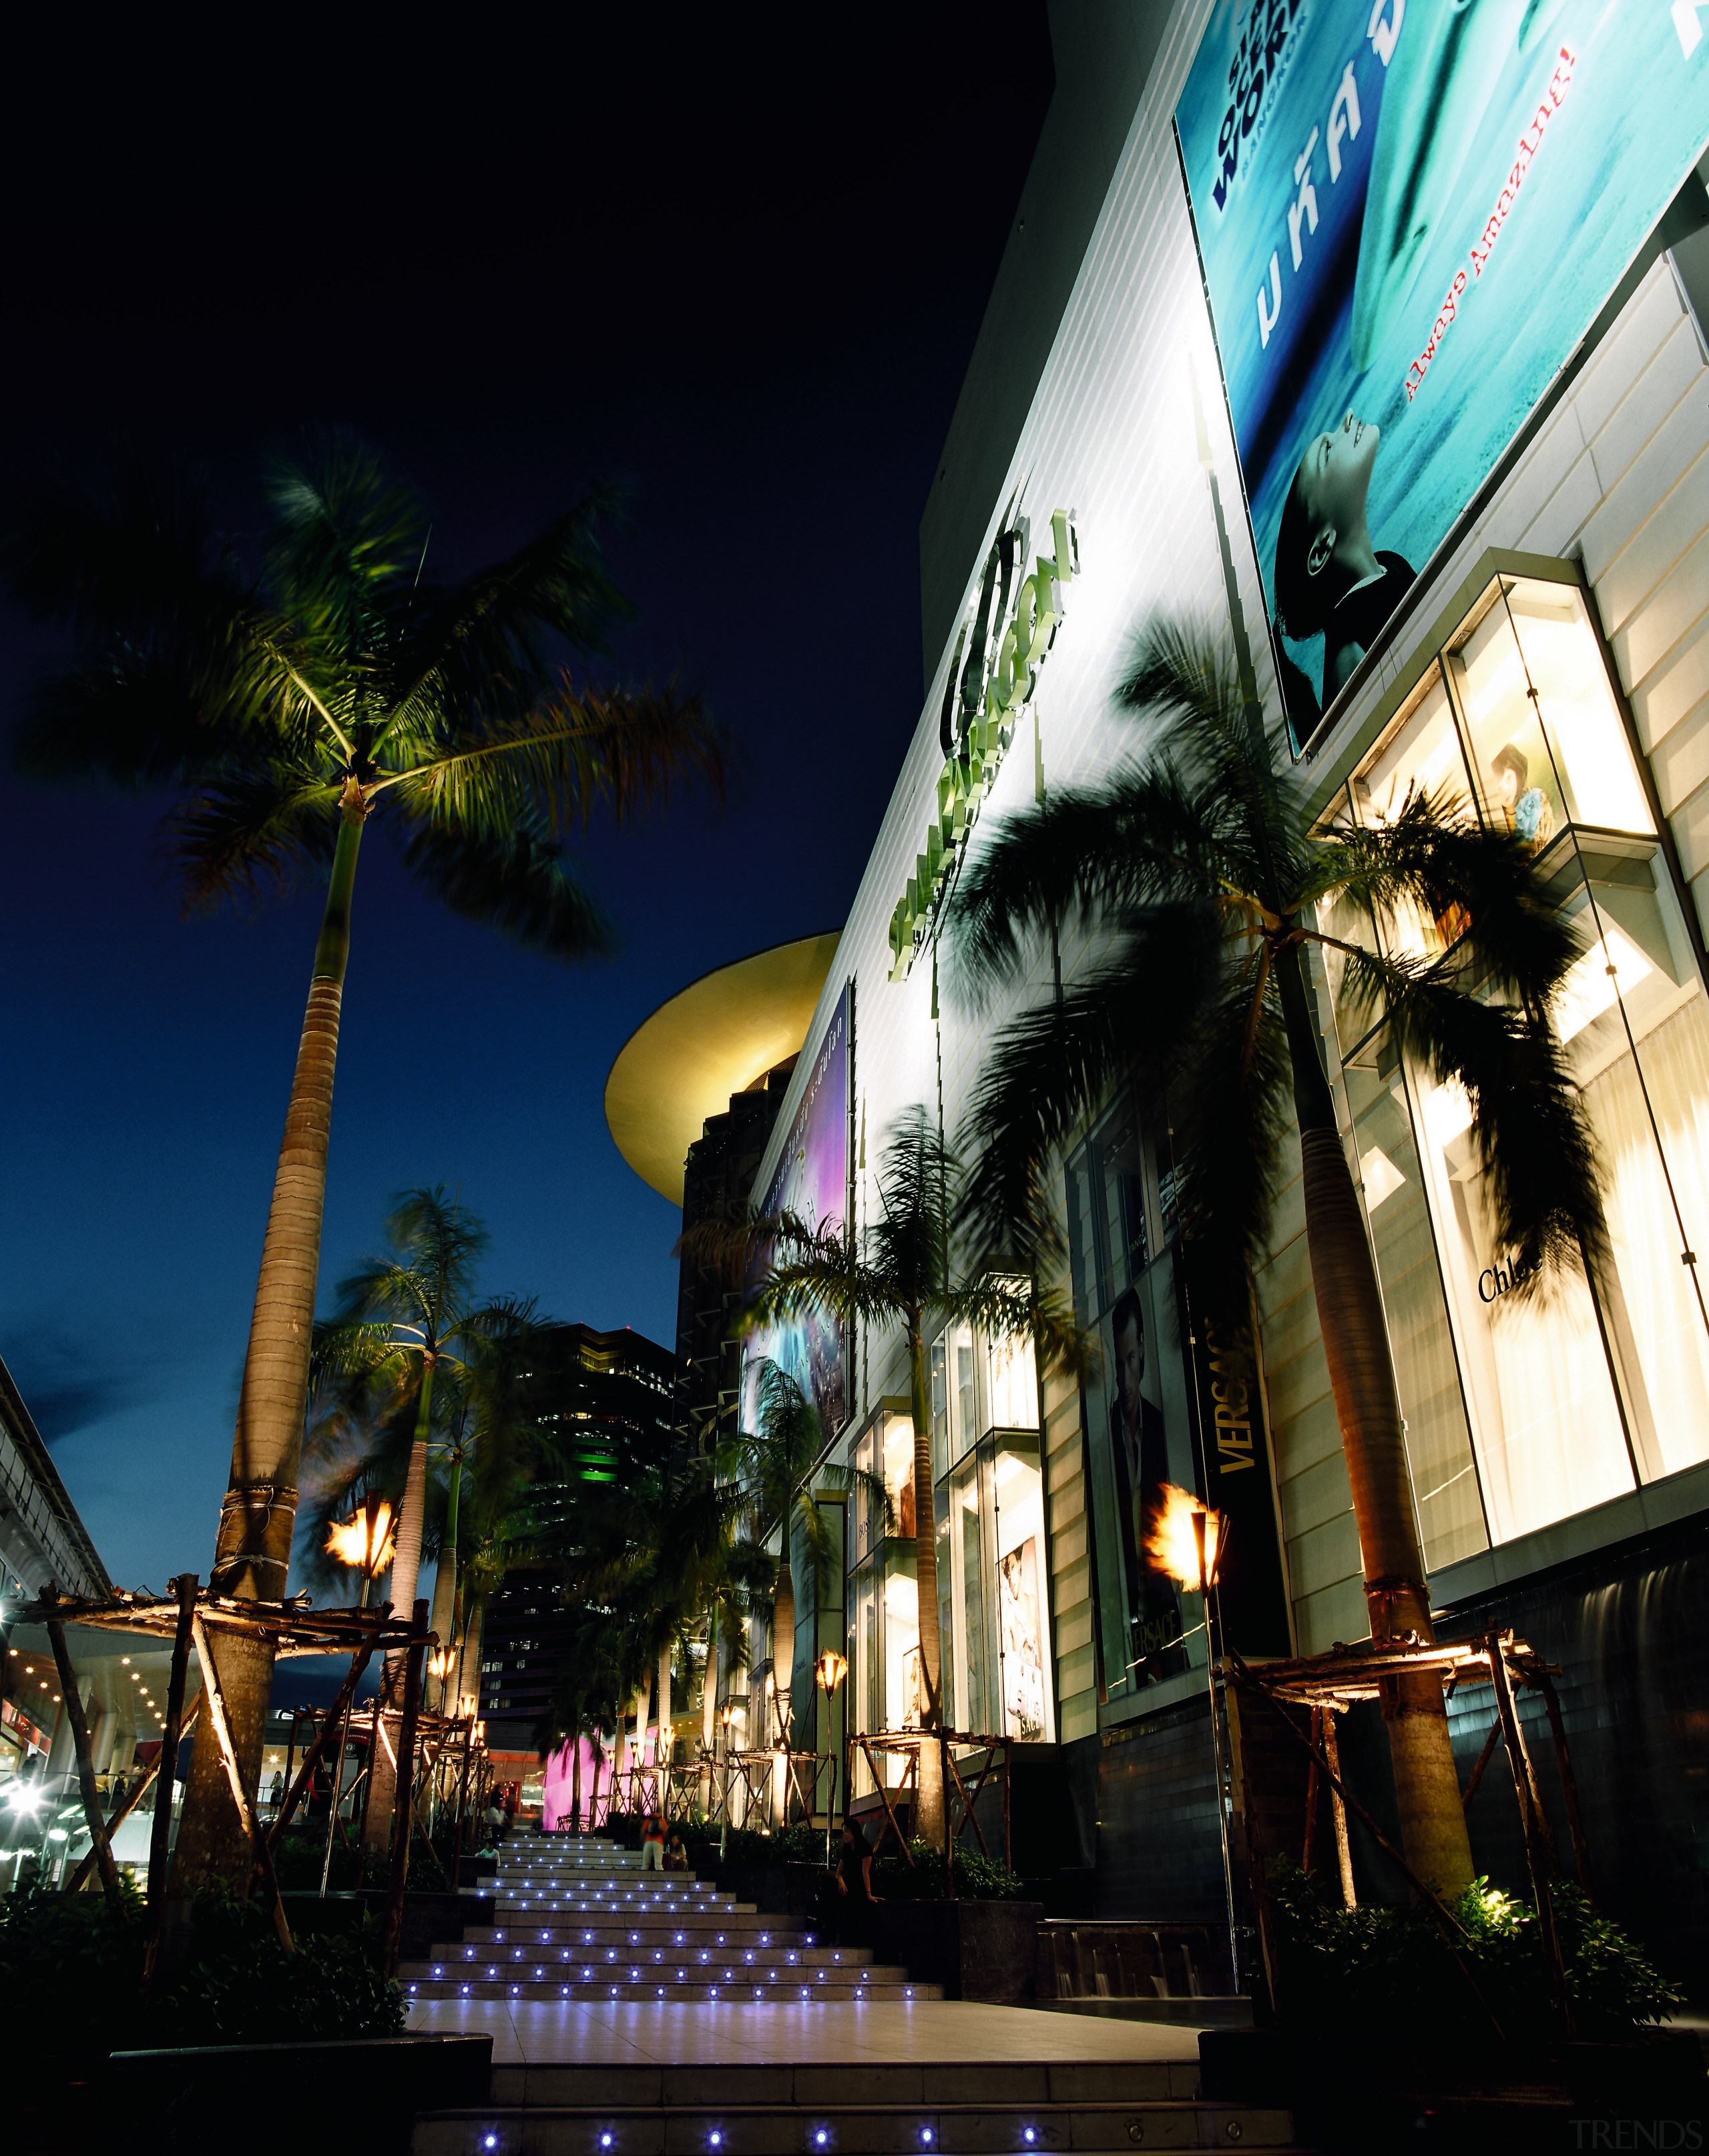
[708,3,1709,1982]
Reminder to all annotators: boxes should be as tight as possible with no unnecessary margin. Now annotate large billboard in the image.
[1176,0,1709,750]
[740,983,851,1441]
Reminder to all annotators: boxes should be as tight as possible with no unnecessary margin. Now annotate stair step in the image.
[413,2100,1293,2153]
[404,1976,936,2002]
[455,1924,813,1947]
[424,1947,857,1970]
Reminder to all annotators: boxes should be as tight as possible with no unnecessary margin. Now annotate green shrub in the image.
[272,1828,449,1892]
[1267,1861,1683,2045]
[873,1838,1024,1902]
[0,1880,403,2073]
[153,1889,404,2047]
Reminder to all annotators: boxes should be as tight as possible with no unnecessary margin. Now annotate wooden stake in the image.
[45,1614,128,1917]
[1485,1633,1571,2037]
[68,1704,200,1896]
[1302,1706,1322,1871]
[191,1612,294,1954]
[1460,1717,1505,1810]
[1320,1705,1356,1910]
[147,1575,198,1913]
[267,1637,377,1851]
[381,1601,429,1976]
[1531,1668,1594,1902]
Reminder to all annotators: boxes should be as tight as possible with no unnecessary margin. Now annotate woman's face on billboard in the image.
[1297,411,1381,572]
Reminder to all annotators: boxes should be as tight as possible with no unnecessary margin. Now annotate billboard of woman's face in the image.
[1177,0,1709,750]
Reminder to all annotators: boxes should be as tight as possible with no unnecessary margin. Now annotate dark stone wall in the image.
[1094,1693,1228,1921]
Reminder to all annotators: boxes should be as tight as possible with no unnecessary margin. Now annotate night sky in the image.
[0,11,1055,1595]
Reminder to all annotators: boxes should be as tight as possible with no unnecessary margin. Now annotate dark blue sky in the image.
[0,11,1053,1592]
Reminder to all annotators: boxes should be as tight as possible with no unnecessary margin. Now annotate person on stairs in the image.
[640,1813,666,1870]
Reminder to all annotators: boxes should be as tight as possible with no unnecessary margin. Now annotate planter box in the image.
[1200,2028,1706,2153]
[867,1899,1044,2003]
[281,1889,492,1961]
[704,1860,828,1920]
[107,2032,492,2156]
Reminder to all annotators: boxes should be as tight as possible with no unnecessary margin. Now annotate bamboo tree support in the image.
[45,1613,128,1918]
[269,1641,378,1860]
[1460,1718,1505,1810]
[1320,1706,1357,1910]
[1302,1707,1322,1870]
[191,1611,294,1954]
[144,1574,199,1983]
[68,1705,202,1895]
[1226,1653,1505,2039]
[1485,1633,1572,2037]
[1531,1667,1594,1901]
[381,1603,429,1977]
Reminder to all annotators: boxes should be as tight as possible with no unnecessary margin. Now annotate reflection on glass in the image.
[994,1441,1049,1741]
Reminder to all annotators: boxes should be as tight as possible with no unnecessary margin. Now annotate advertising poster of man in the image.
[1107,1278,1188,1684]
[740,986,850,1438]
[1176,0,1709,749]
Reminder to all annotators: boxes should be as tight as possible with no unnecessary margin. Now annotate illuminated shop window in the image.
[844,1406,921,1798]
[928,1296,1049,1742]
[1320,572,1709,1560]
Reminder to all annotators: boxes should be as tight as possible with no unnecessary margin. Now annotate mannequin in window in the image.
[1491,742,1553,848]
[1274,411,1415,705]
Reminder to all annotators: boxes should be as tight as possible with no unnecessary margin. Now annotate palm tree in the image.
[719,1360,884,1819]
[3,438,726,1888]
[311,1189,539,1848]
[423,1298,550,1713]
[945,624,1604,1892]
[686,1105,1082,1843]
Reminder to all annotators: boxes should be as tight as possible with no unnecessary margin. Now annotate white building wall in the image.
[751,0,1709,1723]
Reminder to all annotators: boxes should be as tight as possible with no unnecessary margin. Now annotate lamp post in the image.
[319,1493,397,1896]
[719,1700,734,1860]
[1190,1505,1240,2000]
[814,1651,848,1867]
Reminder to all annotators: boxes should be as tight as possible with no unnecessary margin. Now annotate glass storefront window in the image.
[1321,570,1709,1558]
[845,1406,923,1794]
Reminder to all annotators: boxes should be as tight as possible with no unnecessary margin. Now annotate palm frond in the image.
[383,489,632,734]
[1305,790,1582,1007]
[389,810,617,961]
[1334,940,1606,1288]
[389,679,729,839]
[167,758,340,912]
[956,904,1224,1260]
[263,432,429,673]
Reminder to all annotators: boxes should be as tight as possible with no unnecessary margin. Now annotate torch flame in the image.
[1144,1483,1223,1590]
[325,1497,395,1576]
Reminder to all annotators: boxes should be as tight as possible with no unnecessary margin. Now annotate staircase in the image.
[403,1832,941,2005]
[407,1834,1298,2153]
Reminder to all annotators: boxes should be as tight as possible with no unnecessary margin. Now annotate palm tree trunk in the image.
[1277,942,1474,1891]
[907,1315,946,1847]
[772,1551,794,1827]
[658,1646,674,1816]
[571,1727,583,1833]
[458,1593,485,1720]
[365,1356,436,1854]
[427,1457,462,1712]
[172,805,366,1896]
[700,1607,718,1818]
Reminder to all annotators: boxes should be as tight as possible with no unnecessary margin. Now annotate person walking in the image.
[640,1813,665,1871]
[830,1820,877,1947]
